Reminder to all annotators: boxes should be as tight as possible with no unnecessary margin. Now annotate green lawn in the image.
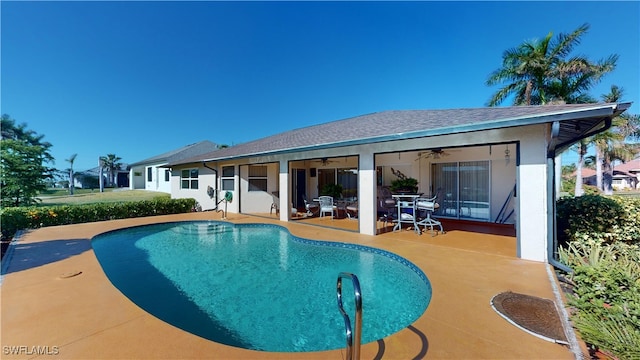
[37,189,170,206]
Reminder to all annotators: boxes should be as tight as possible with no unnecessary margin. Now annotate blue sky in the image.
[2,1,639,171]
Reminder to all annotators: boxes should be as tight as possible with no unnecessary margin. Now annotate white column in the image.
[359,153,376,235]
[279,160,290,222]
[517,138,548,262]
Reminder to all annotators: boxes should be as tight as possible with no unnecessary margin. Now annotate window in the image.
[431,161,490,221]
[221,166,234,191]
[181,168,199,189]
[248,165,268,192]
[147,167,153,182]
[317,168,336,195]
[164,169,170,182]
[337,168,358,198]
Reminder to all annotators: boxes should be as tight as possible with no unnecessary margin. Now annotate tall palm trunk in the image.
[603,160,614,195]
[595,149,603,190]
[575,141,587,196]
[69,168,74,195]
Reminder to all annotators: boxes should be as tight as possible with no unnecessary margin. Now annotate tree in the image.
[588,86,640,194]
[66,153,77,195]
[99,154,123,187]
[486,23,617,106]
[0,114,54,207]
[573,139,589,196]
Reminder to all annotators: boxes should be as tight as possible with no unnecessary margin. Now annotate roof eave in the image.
[174,103,632,166]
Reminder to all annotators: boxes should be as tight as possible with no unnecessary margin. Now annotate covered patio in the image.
[1,212,580,359]
[169,103,630,264]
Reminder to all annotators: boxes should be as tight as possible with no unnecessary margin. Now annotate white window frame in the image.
[181,168,199,190]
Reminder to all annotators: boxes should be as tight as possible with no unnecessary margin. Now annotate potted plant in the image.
[390,177,419,194]
[320,184,343,199]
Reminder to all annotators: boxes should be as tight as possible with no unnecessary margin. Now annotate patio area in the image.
[1,212,581,359]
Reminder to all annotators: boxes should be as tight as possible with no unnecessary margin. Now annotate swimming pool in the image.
[91,221,431,352]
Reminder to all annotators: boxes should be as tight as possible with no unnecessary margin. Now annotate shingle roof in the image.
[615,158,640,173]
[129,140,218,167]
[170,103,630,166]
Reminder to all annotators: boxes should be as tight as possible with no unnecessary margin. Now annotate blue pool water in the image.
[91,221,431,352]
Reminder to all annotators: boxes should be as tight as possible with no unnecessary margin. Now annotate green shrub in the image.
[556,195,639,247]
[0,198,196,240]
[559,242,640,359]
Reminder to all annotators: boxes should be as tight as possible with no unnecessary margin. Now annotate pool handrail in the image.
[337,272,362,360]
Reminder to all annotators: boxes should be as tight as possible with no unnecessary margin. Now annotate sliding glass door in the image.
[432,161,490,221]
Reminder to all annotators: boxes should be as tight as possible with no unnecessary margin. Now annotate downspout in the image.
[203,162,219,209]
[546,121,573,273]
[546,122,583,360]
[546,117,613,272]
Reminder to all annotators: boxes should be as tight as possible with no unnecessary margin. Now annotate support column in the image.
[359,153,376,236]
[517,138,548,262]
[279,160,290,222]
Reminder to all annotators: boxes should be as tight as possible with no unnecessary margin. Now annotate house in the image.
[167,103,630,263]
[579,157,640,190]
[128,141,218,193]
[74,164,129,189]
[613,158,640,190]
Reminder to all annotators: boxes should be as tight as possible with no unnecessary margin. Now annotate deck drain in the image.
[59,271,82,279]
[491,291,568,344]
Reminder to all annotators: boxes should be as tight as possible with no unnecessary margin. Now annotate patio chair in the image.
[414,195,444,236]
[318,196,334,219]
[303,194,319,216]
[346,200,358,220]
[377,186,397,225]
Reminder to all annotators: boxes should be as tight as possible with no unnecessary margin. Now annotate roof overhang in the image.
[172,102,632,166]
[549,102,631,156]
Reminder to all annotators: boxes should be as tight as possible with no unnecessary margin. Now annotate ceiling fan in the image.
[415,149,456,161]
[312,157,337,166]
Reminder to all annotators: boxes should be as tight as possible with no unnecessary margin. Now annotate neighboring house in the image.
[74,165,129,189]
[579,157,640,190]
[613,158,640,190]
[167,103,630,264]
[128,141,218,193]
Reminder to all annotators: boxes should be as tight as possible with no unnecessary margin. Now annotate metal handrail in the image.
[337,272,362,360]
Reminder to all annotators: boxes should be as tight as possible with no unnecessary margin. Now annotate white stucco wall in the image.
[129,163,172,193]
[239,163,279,213]
[171,165,218,210]
[516,125,549,262]
[129,167,145,190]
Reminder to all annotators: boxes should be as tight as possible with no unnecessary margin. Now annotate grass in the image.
[36,189,170,206]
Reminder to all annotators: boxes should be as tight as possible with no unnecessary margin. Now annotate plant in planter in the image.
[390,177,419,194]
[320,184,343,199]
[389,168,418,194]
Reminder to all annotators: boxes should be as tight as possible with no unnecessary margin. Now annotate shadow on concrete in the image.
[1,238,91,274]
[373,325,429,359]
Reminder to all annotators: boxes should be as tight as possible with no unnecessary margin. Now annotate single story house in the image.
[579,157,640,190]
[128,140,218,193]
[75,165,129,189]
[166,102,630,263]
[612,158,640,190]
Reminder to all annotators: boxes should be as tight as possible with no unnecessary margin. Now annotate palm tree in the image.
[99,154,123,188]
[573,139,589,196]
[587,86,640,194]
[486,23,617,106]
[66,153,77,195]
[590,86,624,192]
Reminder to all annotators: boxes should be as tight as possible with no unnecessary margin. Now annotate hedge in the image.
[556,195,640,248]
[0,197,196,240]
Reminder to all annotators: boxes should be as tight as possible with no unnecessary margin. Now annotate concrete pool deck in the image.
[1,212,579,359]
